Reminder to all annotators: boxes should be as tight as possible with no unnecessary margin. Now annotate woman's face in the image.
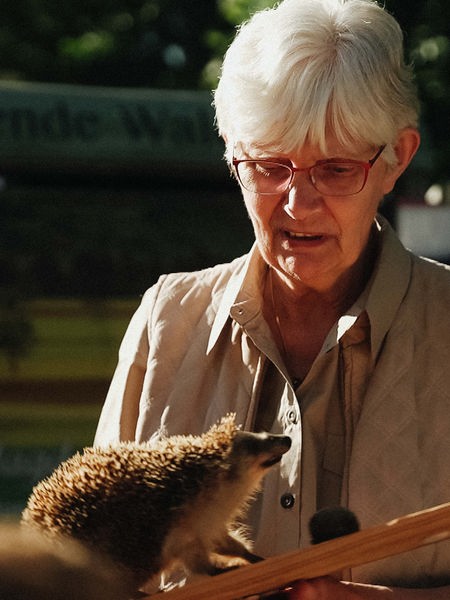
[237,138,400,293]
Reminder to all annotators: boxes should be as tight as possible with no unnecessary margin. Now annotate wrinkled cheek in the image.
[249,212,275,254]
[252,220,272,250]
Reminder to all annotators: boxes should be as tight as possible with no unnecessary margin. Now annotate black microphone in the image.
[309,506,360,545]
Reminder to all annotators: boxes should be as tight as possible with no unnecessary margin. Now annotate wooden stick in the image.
[159,502,450,599]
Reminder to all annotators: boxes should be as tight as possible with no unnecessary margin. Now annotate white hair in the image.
[214,0,419,164]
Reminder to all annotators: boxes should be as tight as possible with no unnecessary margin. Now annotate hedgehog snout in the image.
[232,431,292,468]
[259,434,292,468]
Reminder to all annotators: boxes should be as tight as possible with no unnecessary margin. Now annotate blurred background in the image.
[0,0,449,517]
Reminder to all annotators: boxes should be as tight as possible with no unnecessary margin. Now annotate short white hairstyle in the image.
[214,0,419,164]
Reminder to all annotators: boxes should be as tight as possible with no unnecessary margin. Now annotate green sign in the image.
[0,81,226,179]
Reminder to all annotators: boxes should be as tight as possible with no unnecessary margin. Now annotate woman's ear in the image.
[382,128,421,195]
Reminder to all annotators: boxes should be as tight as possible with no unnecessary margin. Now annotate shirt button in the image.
[286,409,297,424]
[280,493,295,509]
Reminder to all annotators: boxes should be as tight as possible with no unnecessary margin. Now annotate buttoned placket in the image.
[251,375,303,555]
[231,301,304,554]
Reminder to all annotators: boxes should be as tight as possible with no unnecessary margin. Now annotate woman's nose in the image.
[282,173,323,219]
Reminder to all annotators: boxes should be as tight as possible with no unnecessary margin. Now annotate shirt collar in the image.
[322,216,412,358]
[365,215,412,359]
[207,243,265,354]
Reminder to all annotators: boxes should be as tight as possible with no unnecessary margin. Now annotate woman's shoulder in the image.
[411,253,450,291]
[157,253,248,296]
[406,254,450,328]
[137,253,250,317]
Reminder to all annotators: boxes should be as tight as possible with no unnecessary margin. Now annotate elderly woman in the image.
[95,0,450,597]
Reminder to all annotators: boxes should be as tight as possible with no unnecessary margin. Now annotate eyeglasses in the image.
[232,146,385,197]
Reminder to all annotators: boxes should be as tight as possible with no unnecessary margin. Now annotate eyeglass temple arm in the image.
[369,145,386,166]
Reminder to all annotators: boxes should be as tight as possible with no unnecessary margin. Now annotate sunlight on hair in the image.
[214,0,419,165]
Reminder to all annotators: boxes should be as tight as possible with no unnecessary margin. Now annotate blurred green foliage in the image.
[218,0,277,25]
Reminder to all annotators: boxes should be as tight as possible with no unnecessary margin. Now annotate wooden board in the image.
[158,502,450,599]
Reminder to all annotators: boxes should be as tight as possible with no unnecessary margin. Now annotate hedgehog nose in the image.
[274,434,291,446]
[269,434,292,452]
[281,436,292,451]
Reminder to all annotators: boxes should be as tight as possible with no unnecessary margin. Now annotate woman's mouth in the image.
[285,231,325,242]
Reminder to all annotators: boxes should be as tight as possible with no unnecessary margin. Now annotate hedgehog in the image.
[21,415,291,596]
